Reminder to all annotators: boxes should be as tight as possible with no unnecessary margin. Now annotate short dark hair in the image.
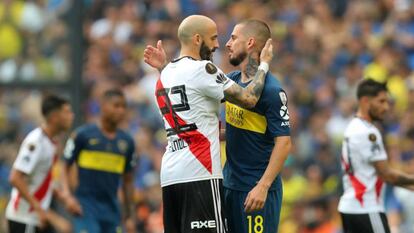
[239,19,271,48]
[356,78,388,100]
[41,94,69,118]
[103,88,125,100]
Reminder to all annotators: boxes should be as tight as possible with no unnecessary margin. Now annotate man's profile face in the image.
[226,24,248,66]
[199,25,219,61]
[368,91,390,121]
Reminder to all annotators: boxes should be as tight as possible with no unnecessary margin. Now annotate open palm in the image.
[144,40,167,70]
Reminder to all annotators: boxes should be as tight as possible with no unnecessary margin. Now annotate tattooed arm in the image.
[224,39,273,109]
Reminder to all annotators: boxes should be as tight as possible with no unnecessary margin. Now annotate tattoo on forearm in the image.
[223,53,266,108]
[224,67,266,108]
[251,70,266,97]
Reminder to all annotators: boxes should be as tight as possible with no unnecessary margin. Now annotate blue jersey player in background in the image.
[62,89,136,233]
[224,20,292,233]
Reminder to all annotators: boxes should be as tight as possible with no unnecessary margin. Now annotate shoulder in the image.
[345,118,380,140]
[74,123,97,139]
[22,128,43,145]
[265,73,283,92]
[262,74,287,103]
[196,60,222,76]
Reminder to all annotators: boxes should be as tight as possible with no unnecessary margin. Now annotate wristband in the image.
[258,62,269,73]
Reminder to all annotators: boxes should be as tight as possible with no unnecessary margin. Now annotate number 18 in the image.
[247,215,263,233]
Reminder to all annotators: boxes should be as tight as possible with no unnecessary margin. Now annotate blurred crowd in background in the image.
[2,0,414,233]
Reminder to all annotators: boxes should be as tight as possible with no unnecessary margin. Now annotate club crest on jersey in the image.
[369,133,377,142]
[28,143,36,152]
[205,63,217,74]
[89,138,99,145]
[117,140,128,153]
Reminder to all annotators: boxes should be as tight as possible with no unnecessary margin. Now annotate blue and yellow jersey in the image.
[63,123,135,222]
[223,71,290,192]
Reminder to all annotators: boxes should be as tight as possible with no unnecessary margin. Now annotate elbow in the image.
[284,139,292,154]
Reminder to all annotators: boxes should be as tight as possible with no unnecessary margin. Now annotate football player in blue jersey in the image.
[62,89,136,233]
[143,19,291,233]
[223,19,291,233]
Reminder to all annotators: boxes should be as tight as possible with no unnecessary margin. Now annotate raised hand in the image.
[259,38,273,64]
[143,40,167,71]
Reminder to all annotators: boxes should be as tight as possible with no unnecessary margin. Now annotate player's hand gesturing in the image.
[259,38,273,64]
[244,183,269,213]
[143,40,167,70]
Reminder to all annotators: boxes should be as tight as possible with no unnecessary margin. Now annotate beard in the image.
[229,50,247,66]
[200,41,214,61]
[368,107,384,122]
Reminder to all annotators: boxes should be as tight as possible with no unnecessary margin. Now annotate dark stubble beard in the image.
[229,50,247,66]
[200,41,215,61]
[368,106,383,122]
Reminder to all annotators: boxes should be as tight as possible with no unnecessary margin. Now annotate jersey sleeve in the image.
[358,131,387,162]
[13,137,42,175]
[63,131,84,165]
[124,137,136,173]
[265,89,291,138]
[195,62,235,101]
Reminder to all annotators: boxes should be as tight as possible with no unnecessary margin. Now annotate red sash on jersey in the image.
[155,79,212,173]
[14,154,58,211]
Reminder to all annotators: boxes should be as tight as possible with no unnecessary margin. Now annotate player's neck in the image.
[356,109,372,123]
[41,124,59,139]
[179,48,201,60]
[99,119,118,138]
[241,54,259,83]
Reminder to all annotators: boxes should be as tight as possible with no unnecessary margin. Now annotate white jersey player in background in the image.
[338,79,414,233]
[6,94,73,233]
[144,15,273,233]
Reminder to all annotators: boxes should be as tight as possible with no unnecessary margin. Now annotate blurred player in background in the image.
[62,89,136,233]
[223,20,292,233]
[6,94,73,233]
[144,15,273,233]
[339,79,414,233]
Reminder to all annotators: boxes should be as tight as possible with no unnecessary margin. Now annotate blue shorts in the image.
[73,216,121,233]
[224,187,282,233]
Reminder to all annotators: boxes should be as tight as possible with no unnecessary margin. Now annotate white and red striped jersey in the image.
[338,117,387,214]
[6,127,57,225]
[156,56,235,187]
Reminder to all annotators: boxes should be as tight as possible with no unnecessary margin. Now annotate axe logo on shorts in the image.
[191,220,216,229]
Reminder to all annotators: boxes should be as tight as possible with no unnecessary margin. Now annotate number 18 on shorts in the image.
[224,188,282,233]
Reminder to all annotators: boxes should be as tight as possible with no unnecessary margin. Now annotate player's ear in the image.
[247,37,255,50]
[194,34,202,46]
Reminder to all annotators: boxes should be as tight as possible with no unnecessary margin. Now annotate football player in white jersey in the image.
[145,15,273,233]
[6,95,74,233]
[339,79,414,233]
